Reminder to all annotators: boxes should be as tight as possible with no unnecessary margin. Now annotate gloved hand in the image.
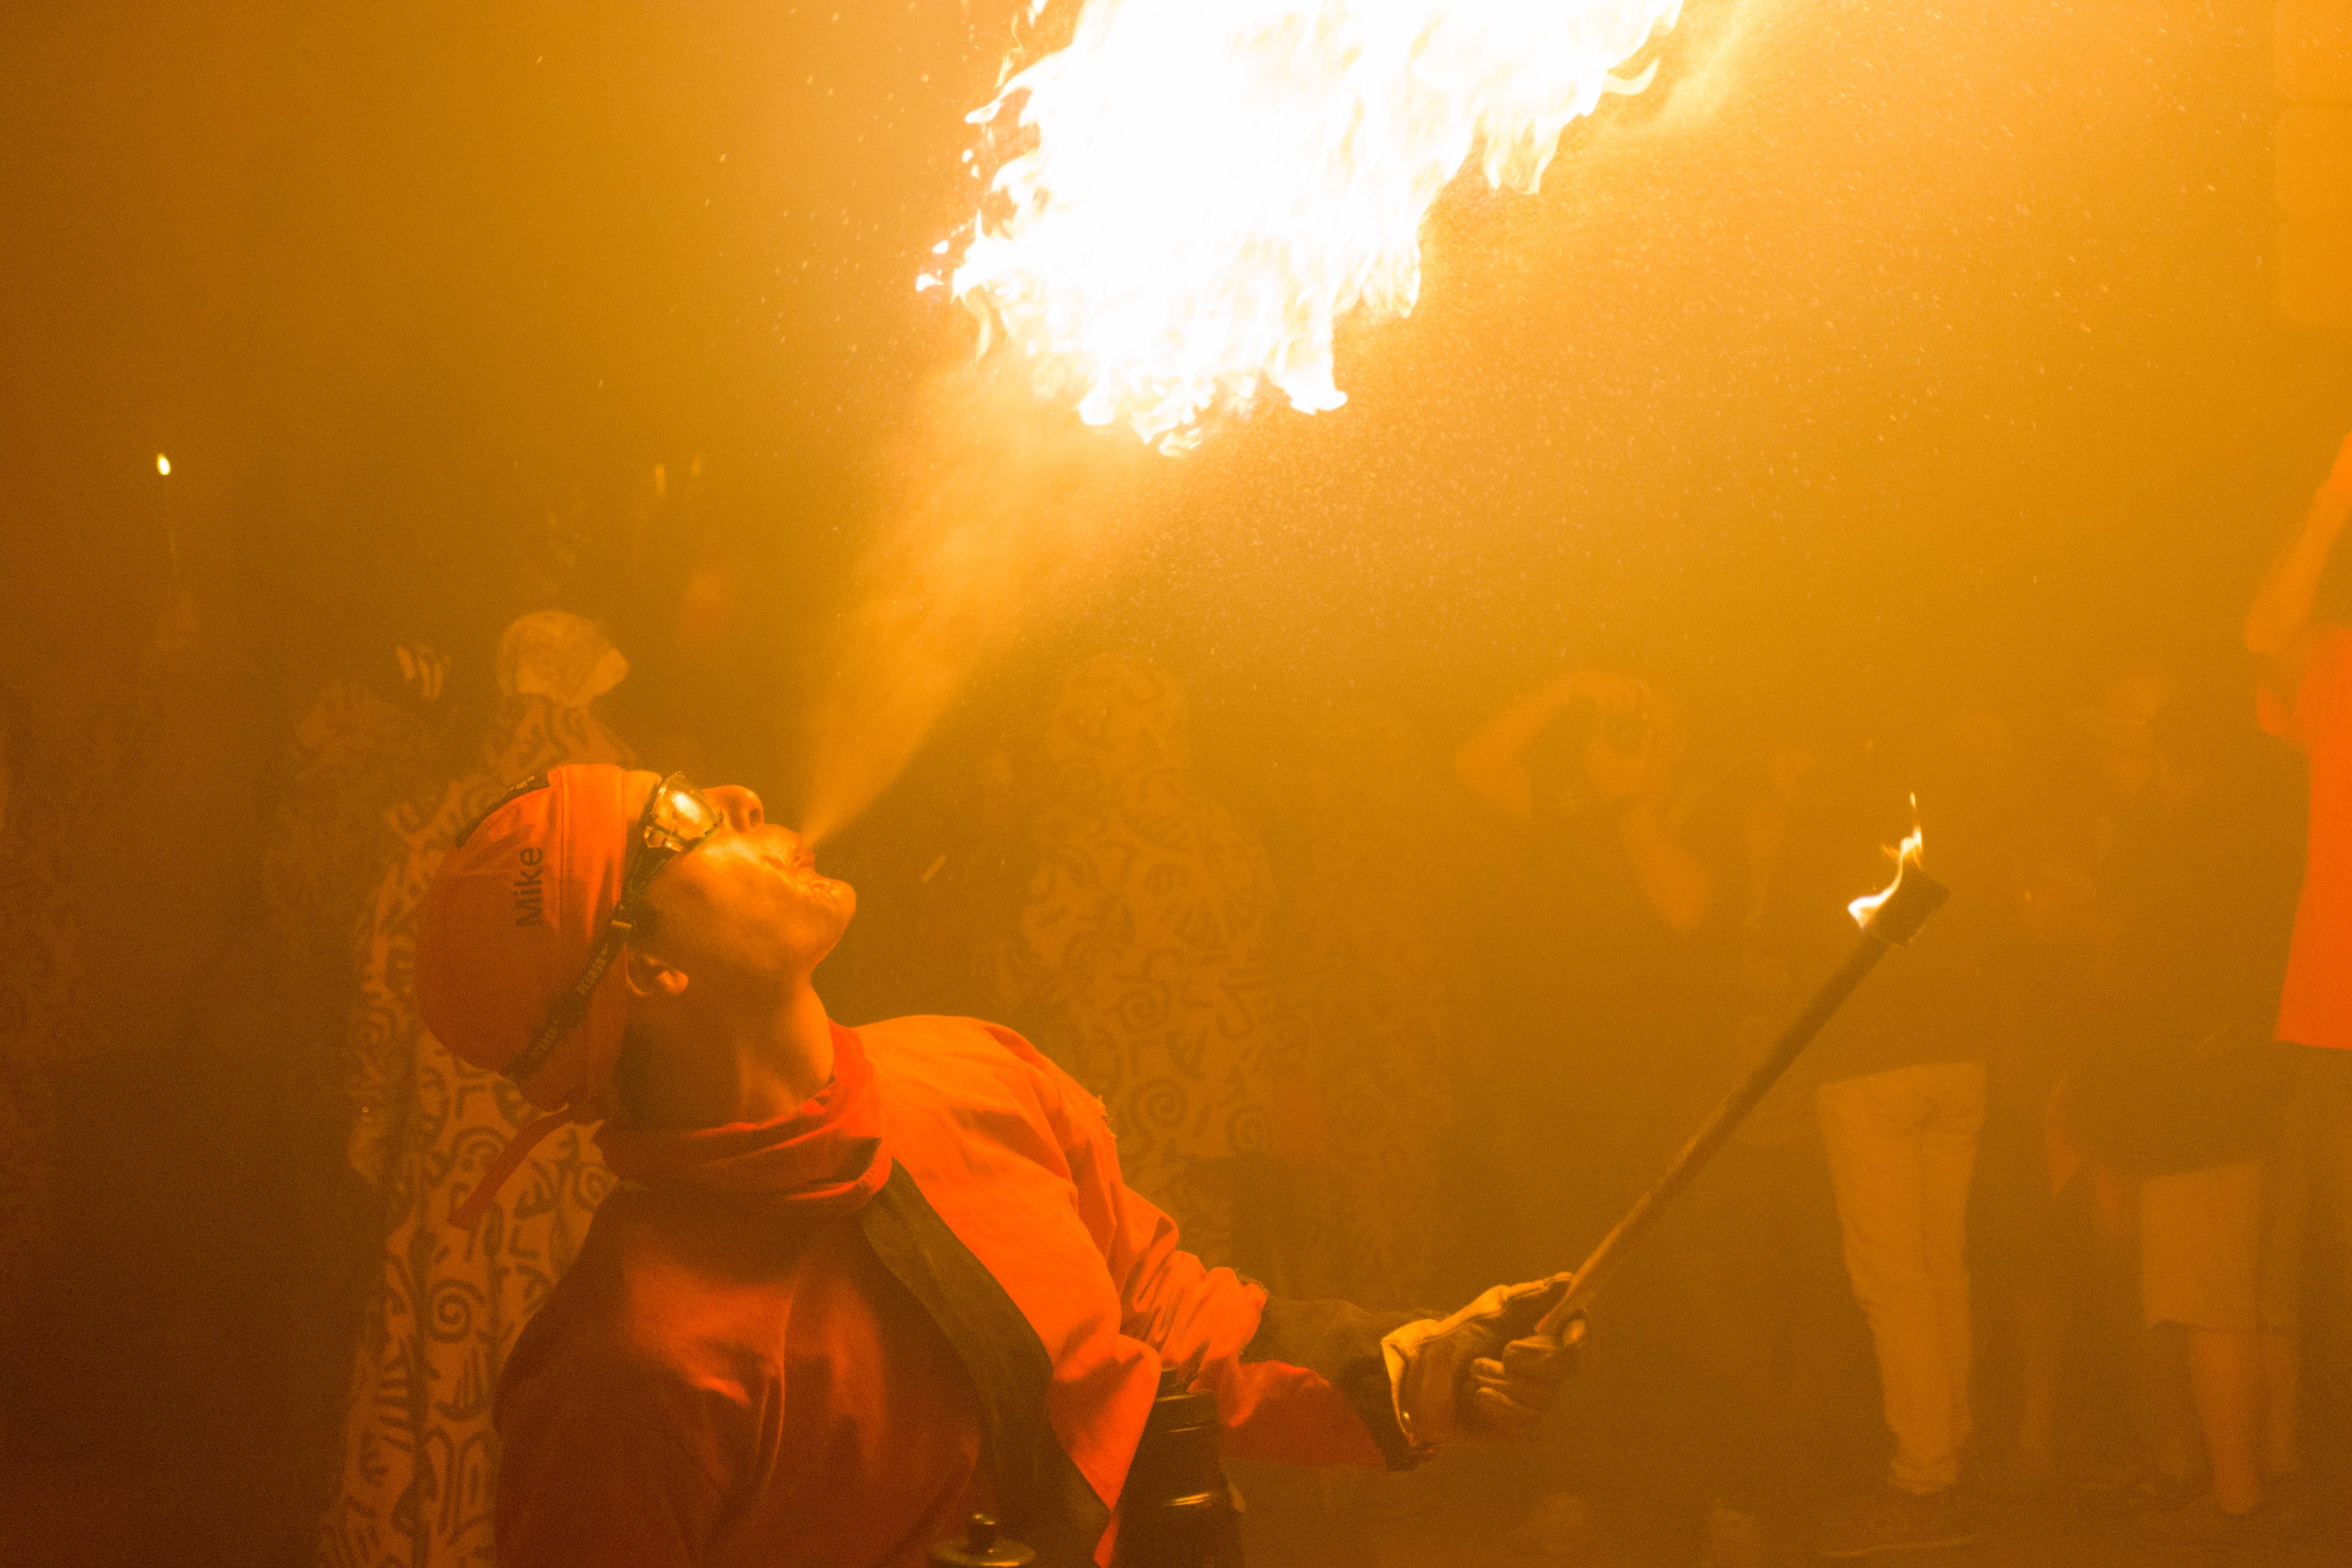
[1381,1274,1584,1451]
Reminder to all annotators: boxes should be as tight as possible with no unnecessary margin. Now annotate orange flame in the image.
[946,0,1682,452]
[1849,800,1925,927]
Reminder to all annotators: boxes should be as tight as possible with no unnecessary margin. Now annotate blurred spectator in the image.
[320,611,634,1568]
[1683,730,1869,1568]
[264,644,456,1085]
[1455,668,1734,1559]
[989,654,1289,1271]
[0,597,194,1448]
[220,643,457,1535]
[2245,424,2352,1515]
[1978,785,2105,1500]
[1272,703,1467,1310]
[2034,668,2214,1512]
[0,681,93,1359]
[1806,710,2020,1559]
[2069,675,2303,1549]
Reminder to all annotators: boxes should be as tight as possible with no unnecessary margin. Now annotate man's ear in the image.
[622,942,689,1002]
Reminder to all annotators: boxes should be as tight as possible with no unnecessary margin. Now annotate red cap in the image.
[416,763,635,1112]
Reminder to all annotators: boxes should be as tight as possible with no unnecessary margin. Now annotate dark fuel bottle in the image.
[1113,1367,1243,1568]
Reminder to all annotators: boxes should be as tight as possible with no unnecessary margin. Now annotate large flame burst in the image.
[938,0,1682,452]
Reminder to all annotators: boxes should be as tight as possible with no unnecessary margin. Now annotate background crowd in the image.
[4,436,2348,1568]
[7,4,2348,1565]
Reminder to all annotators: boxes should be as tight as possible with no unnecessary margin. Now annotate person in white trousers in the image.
[1815,1057,1987,1557]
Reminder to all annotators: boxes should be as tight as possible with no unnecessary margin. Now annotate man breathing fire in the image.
[416,765,1578,1568]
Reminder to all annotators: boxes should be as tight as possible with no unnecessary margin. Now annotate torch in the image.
[1534,825,1946,1341]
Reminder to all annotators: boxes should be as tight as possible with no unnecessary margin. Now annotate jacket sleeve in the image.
[2259,623,2352,751]
[982,1024,1423,1470]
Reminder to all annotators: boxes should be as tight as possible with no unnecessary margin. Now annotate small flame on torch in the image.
[1848,798,1925,928]
[156,454,171,476]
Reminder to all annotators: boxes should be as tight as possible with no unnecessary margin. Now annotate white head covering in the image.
[495,610,629,708]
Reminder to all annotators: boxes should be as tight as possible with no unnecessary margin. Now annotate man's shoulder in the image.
[858,1014,1079,1103]
[858,1012,1038,1062]
[855,1015,1110,1163]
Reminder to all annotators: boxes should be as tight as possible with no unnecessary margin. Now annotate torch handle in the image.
[1533,932,1895,1341]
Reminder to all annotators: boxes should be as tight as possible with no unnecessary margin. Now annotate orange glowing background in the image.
[0,3,2348,1561]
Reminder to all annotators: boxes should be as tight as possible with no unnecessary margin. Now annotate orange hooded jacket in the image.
[494,1016,1414,1568]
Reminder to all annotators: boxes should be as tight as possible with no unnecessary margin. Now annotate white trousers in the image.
[1816,1059,1986,1494]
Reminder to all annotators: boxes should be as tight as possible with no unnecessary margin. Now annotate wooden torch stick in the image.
[1535,855,1949,1341]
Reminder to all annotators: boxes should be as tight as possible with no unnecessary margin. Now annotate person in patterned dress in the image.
[991,655,1293,1273]
[319,610,633,1568]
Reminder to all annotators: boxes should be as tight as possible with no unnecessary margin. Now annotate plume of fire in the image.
[804,0,1713,842]
[1848,801,1926,928]
[942,0,1684,452]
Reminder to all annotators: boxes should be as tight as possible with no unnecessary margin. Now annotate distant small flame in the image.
[155,454,171,476]
[1849,800,1925,927]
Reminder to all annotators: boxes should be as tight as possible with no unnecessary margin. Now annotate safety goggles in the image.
[501,772,725,1085]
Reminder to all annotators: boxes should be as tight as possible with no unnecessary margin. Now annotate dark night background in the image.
[2,0,2347,1561]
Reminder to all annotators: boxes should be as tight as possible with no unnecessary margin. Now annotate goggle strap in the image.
[497,772,718,1089]
[505,928,623,1083]
[454,774,550,851]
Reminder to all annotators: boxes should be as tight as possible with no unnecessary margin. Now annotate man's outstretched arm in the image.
[987,1026,1575,1468]
[2246,428,2352,707]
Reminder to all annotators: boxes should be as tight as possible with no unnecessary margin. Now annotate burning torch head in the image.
[1852,833,1949,949]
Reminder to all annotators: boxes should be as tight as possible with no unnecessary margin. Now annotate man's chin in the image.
[802,877,856,935]
[804,892,855,975]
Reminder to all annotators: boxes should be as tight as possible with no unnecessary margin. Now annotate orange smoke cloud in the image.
[796,367,1160,845]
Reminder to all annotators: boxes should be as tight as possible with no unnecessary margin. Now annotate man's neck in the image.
[629,980,837,1131]
[729,982,837,1125]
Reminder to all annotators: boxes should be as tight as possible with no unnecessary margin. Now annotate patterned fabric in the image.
[247,677,447,1544]
[319,696,631,1568]
[263,680,440,995]
[993,657,1287,1267]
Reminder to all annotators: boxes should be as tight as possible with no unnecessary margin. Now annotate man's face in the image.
[621,771,857,991]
